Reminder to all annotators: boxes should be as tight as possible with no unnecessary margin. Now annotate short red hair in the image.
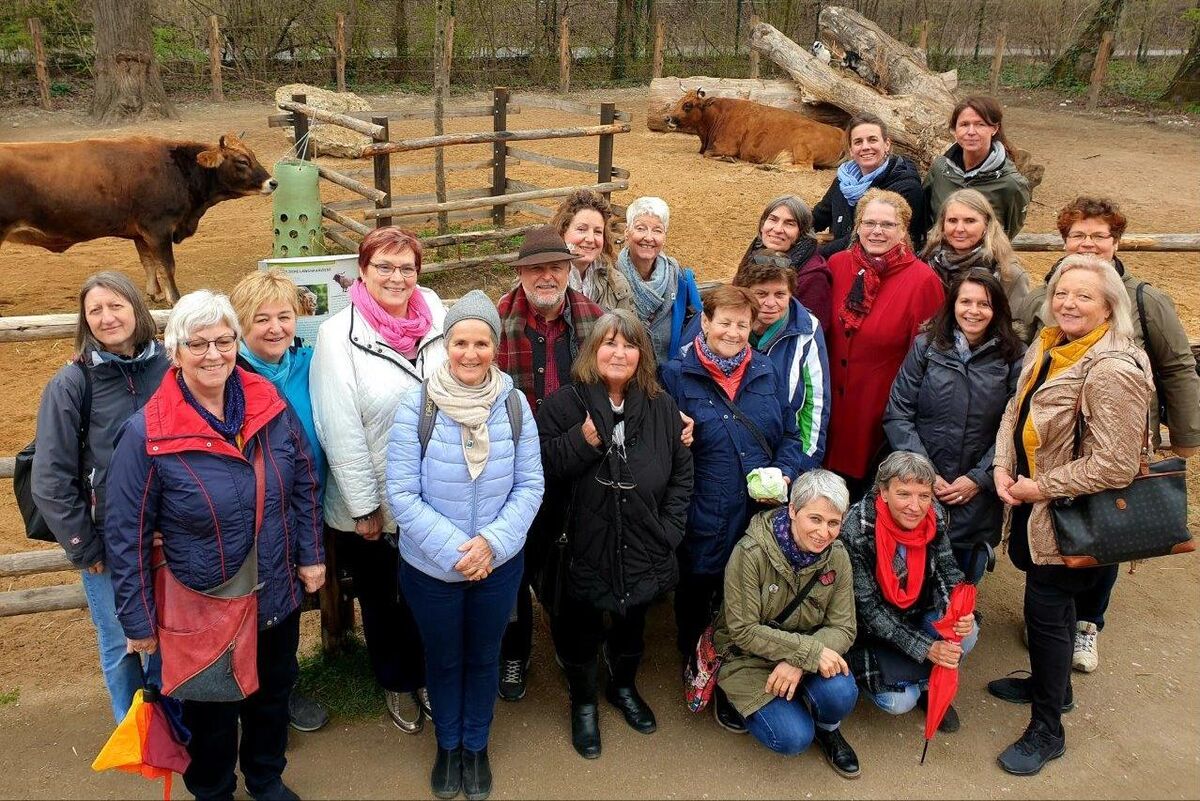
[1055,197,1128,241]
[358,226,424,275]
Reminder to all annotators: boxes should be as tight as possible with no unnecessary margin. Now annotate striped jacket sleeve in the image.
[783,316,830,473]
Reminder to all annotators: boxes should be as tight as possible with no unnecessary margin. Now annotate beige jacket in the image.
[993,327,1153,565]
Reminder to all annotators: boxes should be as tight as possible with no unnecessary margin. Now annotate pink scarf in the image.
[349,279,433,357]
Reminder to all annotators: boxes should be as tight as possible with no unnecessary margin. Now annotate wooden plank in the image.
[1087,30,1115,110]
[323,226,360,252]
[505,179,541,193]
[325,198,374,212]
[268,106,514,128]
[509,201,556,219]
[321,206,372,236]
[364,180,627,219]
[0,550,73,578]
[1010,233,1200,252]
[335,12,347,93]
[208,15,224,102]
[420,224,543,248]
[424,252,520,274]
[0,582,86,617]
[506,146,629,178]
[278,100,386,139]
[509,94,632,122]
[314,164,386,203]
[328,187,489,213]
[0,309,171,343]
[342,157,516,181]
[386,208,497,226]
[28,18,51,110]
[361,123,630,158]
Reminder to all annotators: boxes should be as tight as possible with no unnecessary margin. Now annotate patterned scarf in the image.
[872,493,937,610]
[618,246,679,362]
[349,279,432,358]
[926,245,993,289]
[838,243,910,334]
[837,157,891,207]
[176,368,245,442]
[696,335,749,376]
[772,506,823,572]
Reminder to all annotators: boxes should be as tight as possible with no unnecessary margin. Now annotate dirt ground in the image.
[0,88,1198,800]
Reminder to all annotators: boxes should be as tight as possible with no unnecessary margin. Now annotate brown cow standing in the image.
[664,89,844,169]
[0,133,275,304]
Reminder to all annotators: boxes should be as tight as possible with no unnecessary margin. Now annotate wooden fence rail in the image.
[359,123,630,158]
[1010,233,1200,252]
[363,180,628,219]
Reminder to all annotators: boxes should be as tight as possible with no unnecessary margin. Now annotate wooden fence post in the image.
[749,14,760,78]
[27,18,51,110]
[492,87,509,227]
[292,93,310,160]
[208,15,224,102]
[318,528,354,654]
[597,102,615,202]
[652,18,665,79]
[917,19,929,52]
[372,115,393,228]
[558,16,571,95]
[433,8,454,233]
[1087,30,1115,110]
[335,12,347,92]
[989,24,1007,93]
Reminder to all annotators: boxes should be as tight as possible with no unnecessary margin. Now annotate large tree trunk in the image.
[90,0,175,123]
[612,0,632,80]
[1043,0,1126,85]
[391,0,409,61]
[646,76,849,131]
[1162,22,1200,102]
[817,6,955,99]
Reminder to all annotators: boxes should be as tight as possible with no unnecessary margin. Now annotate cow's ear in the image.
[221,131,243,149]
[196,147,224,168]
[696,88,706,98]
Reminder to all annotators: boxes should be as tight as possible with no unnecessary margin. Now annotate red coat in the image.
[824,248,944,479]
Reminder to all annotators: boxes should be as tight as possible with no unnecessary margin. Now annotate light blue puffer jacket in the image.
[385,371,544,582]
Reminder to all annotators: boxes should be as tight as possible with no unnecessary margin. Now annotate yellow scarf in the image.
[1017,323,1109,476]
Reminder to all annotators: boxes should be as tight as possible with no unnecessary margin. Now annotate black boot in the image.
[562,660,602,759]
[430,746,462,800]
[604,649,656,734]
[461,748,492,801]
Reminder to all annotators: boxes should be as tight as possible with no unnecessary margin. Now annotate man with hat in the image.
[495,225,606,702]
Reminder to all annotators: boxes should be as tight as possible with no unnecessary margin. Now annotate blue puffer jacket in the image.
[104,368,324,640]
[660,345,802,575]
[385,370,544,582]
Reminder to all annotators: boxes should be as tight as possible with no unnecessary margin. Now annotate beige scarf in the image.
[424,361,505,479]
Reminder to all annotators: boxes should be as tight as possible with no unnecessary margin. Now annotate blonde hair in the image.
[922,188,1022,288]
[1042,254,1133,340]
[228,270,301,335]
[571,309,662,399]
[851,189,913,251]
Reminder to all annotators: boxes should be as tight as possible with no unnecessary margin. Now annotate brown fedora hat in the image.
[512,225,574,267]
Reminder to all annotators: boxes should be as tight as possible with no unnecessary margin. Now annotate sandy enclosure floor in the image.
[0,87,1197,799]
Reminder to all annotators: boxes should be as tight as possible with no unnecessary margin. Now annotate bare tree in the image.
[1042,0,1126,85]
[612,0,631,79]
[90,0,175,123]
[392,0,410,61]
[1162,7,1200,102]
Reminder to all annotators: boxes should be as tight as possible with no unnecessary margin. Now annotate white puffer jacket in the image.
[311,287,448,531]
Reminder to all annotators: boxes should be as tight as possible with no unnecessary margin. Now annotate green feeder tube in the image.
[272,159,324,258]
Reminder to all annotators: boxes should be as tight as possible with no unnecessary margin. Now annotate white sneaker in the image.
[1072,621,1099,673]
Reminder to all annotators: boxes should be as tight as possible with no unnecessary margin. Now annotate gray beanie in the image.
[444,289,502,344]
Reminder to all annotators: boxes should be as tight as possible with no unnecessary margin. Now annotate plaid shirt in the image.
[497,285,604,409]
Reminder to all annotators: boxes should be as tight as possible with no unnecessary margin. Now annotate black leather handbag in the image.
[1051,404,1194,568]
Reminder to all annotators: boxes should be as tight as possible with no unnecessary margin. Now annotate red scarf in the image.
[694,337,751,400]
[873,493,937,610]
[838,243,910,333]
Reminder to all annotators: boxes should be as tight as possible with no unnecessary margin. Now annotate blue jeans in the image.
[953,545,990,585]
[400,552,524,752]
[80,566,161,722]
[744,672,859,755]
[869,609,979,715]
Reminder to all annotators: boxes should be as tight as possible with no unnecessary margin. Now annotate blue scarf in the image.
[837,158,890,207]
[697,336,749,376]
[177,369,245,443]
[618,247,680,363]
[772,506,823,572]
[238,341,293,383]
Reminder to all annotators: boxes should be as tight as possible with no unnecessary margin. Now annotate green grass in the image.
[294,634,382,721]
[0,688,19,707]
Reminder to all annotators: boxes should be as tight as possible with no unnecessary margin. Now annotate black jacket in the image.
[881,333,1024,548]
[536,381,693,613]
[813,155,927,257]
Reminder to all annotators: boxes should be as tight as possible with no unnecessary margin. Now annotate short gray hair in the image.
[625,196,670,230]
[1042,254,1133,340]
[789,469,850,515]
[875,451,937,490]
[164,290,241,363]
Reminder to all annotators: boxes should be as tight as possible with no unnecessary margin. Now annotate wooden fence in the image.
[267,88,632,269]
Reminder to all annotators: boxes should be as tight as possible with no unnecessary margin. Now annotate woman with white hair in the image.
[616,196,702,363]
[990,254,1152,776]
[104,290,325,800]
[712,469,860,779]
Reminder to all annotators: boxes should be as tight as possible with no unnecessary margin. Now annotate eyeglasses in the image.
[369,263,418,279]
[595,442,637,490]
[859,220,900,231]
[184,335,238,356]
[1065,232,1114,243]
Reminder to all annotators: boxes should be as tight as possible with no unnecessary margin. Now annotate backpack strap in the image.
[504,389,523,445]
[418,383,524,460]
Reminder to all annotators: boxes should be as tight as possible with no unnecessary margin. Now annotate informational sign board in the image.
[257,253,359,345]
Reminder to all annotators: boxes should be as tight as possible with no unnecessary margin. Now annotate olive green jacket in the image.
[713,509,856,718]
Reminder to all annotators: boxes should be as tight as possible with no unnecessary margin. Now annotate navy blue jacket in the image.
[105,367,323,640]
[660,345,802,575]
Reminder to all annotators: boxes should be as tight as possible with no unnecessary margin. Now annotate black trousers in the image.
[1010,505,1104,738]
[552,593,650,666]
[182,610,300,801]
[336,529,426,693]
[674,571,724,657]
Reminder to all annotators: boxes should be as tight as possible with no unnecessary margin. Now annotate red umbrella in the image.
[920,581,977,764]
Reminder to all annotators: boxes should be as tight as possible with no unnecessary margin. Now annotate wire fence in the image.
[0,0,1193,107]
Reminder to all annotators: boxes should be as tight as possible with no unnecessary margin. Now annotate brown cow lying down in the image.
[0,133,275,304]
[664,89,844,169]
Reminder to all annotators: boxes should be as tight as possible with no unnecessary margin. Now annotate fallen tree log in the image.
[646,77,848,132]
